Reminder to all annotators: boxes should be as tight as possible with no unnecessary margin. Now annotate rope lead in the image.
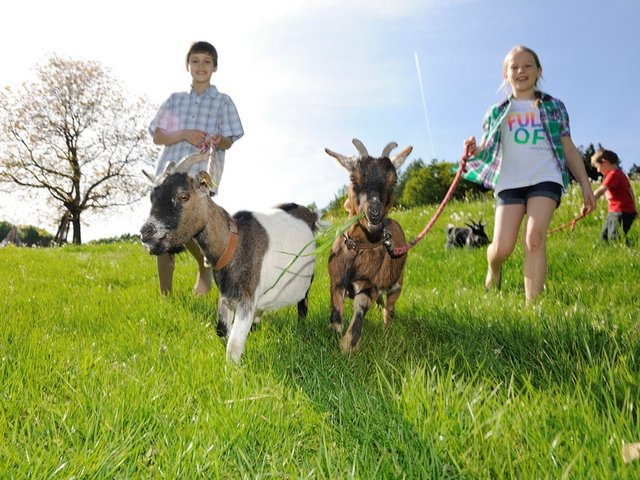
[393,152,470,256]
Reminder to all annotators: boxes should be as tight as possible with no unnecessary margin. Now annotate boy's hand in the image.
[184,129,208,146]
[210,133,232,150]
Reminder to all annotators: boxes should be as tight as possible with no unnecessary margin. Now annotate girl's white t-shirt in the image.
[496,99,562,193]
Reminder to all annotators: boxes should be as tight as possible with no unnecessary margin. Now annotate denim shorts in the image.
[496,181,563,208]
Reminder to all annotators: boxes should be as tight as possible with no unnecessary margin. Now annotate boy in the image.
[149,41,244,295]
[591,148,637,242]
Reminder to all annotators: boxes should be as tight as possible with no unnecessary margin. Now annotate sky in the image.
[1,0,638,242]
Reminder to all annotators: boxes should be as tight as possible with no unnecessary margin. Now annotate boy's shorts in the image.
[496,181,563,208]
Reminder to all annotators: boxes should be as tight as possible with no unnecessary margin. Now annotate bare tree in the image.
[0,56,158,244]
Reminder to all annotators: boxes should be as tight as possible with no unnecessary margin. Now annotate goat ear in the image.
[195,171,214,192]
[325,148,357,171]
[390,146,413,169]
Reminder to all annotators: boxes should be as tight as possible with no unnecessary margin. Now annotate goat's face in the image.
[466,220,490,247]
[445,219,489,248]
[326,139,412,235]
[347,156,398,234]
[140,172,212,255]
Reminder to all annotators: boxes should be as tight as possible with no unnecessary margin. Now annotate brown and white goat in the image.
[140,155,318,363]
[325,139,412,353]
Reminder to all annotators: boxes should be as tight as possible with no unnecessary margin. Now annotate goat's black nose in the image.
[368,206,381,222]
[140,223,156,242]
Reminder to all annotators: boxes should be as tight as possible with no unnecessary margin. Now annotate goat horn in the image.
[174,153,209,174]
[162,161,177,176]
[352,138,369,158]
[141,169,155,183]
[381,142,398,158]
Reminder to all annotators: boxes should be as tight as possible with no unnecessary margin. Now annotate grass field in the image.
[1,184,639,478]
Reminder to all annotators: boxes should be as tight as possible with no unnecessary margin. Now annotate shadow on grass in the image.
[241,294,639,477]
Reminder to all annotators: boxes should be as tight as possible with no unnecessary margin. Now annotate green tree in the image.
[323,185,349,218]
[395,158,426,201]
[397,159,487,208]
[0,56,157,244]
[19,225,54,247]
[0,220,12,240]
[580,143,600,181]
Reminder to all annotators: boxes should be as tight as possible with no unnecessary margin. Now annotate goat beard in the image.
[167,244,187,255]
[144,239,186,256]
[360,215,386,235]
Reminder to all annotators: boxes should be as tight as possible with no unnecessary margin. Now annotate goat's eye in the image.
[177,193,190,202]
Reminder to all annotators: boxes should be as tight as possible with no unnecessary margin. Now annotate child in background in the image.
[149,41,244,296]
[591,148,637,242]
[462,45,595,302]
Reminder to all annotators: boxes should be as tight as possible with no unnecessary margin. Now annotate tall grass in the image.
[0,184,638,478]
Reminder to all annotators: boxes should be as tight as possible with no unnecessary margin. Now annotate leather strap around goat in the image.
[214,218,238,270]
[343,227,395,254]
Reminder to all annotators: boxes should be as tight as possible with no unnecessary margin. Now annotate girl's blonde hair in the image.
[500,45,543,104]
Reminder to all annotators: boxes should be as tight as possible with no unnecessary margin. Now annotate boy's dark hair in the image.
[186,41,218,68]
[591,148,620,166]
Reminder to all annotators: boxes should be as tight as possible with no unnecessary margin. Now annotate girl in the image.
[462,45,596,301]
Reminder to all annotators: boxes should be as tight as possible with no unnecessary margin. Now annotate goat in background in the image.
[445,219,489,249]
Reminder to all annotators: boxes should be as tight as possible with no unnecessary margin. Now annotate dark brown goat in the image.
[325,139,412,353]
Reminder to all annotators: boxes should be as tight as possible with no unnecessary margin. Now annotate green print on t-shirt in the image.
[507,111,546,145]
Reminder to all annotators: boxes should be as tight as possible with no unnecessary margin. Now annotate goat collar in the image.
[343,225,394,254]
[214,217,238,270]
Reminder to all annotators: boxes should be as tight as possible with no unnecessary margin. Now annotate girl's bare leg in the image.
[486,204,525,290]
[523,196,556,301]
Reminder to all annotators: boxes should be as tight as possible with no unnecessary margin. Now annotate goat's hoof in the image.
[329,322,343,334]
[216,323,227,338]
[339,334,361,354]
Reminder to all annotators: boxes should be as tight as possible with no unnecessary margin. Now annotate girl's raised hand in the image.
[463,136,478,158]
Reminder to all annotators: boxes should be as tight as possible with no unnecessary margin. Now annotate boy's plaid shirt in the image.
[149,85,244,177]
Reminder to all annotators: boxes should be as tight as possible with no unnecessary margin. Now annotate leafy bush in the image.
[397,159,487,208]
[0,221,54,247]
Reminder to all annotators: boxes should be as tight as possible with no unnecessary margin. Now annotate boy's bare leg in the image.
[185,238,213,296]
[157,253,175,296]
